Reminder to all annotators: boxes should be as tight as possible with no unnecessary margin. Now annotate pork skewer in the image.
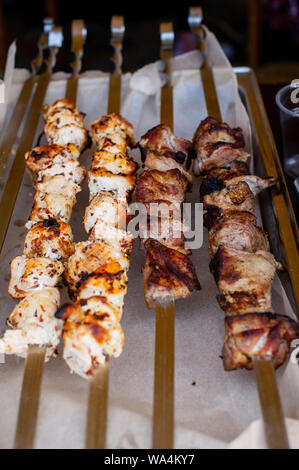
[193,113,296,448]
[135,23,201,449]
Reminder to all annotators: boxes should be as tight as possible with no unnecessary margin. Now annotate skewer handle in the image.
[107,16,125,114]
[14,345,46,449]
[188,7,222,121]
[153,301,175,449]
[159,22,174,131]
[66,19,87,103]
[253,358,290,449]
[86,361,110,449]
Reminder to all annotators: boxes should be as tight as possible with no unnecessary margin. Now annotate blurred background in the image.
[0,0,298,208]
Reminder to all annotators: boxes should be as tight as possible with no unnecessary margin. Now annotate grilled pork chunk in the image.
[139,216,190,255]
[203,177,278,228]
[210,246,282,315]
[193,116,250,173]
[208,211,269,257]
[143,239,200,308]
[24,218,74,261]
[222,313,299,370]
[8,256,64,299]
[135,169,188,206]
[139,124,193,181]
[203,181,255,226]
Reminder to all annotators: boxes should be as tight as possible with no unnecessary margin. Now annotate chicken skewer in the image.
[0,23,87,449]
[135,23,201,449]
[53,16,135,449]
[193,114,297,448]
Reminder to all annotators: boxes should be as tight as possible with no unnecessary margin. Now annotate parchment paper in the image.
[0,28,298,449]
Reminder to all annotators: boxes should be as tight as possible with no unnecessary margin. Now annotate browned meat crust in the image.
[135,168,188,206]
[222,312,299,370]
[209,245,281,315]
[143,239,200,308]
[139,124,194,180]
[193,117,249,172]
[208,211,269,257]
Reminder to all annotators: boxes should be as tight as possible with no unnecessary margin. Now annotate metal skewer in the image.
[65,19,87,103]
[152,22,175,450]
[188,6,290,449]
[0,18,53,186]
[10,26,64,450]
[188,7,222,121]
[0,26,63,253]
[85,15,125,449]
[253,358,289,448]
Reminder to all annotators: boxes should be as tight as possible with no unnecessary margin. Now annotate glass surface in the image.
[275,84,299,179]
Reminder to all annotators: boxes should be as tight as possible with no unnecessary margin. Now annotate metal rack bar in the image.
[152,22,175,450]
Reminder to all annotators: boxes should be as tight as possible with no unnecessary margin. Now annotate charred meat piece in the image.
[65,241,129,298]
[0,288,62,360]
[77,262,128,312]
[143,239,200,308]
[25,144,80,174]
[89,219,134,256]
[36,159,86,187]
[83,191,128,234]
[208,211,269,257]
[202,177,278,228]
[210,246,282,315]
[135,169,188,206]
[193,117,250,173]
[90,113,136,149]
[42,99,76,120]
[55,300,124,378]
[223,175,278,196]
[88,168,136,200]
[139,124,193,181]
[36,174,82,199]
[91,149,138,175]
[222,312,299,370]
[43,99,89,151]
[24,219,74,261]
[203,181,255,220]
[139,216,190,255]
[8,256,64,299]
[200,160,249,198]
[26,190,76,229]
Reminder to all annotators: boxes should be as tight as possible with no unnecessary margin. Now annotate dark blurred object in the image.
[248,0,299,83]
